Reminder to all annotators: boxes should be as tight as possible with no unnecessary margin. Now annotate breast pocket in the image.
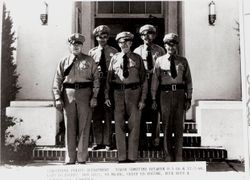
[177,64,185,77]
[128,66,140,79]
[79,61,91,79]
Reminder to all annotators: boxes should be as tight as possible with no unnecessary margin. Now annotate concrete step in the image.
[109,120,198,133]
[33,146,227,162]
[10,100,54,107]
[56,134,202,148]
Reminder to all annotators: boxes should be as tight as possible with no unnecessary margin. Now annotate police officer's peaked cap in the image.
[68,33,85,44]
[139,24,156,34]
[163,33,179,46]
[93,25,111,37]
[115,31,134,41]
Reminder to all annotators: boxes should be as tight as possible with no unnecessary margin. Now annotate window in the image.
[96,1,163,18]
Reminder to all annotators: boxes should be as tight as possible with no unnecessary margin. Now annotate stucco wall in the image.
[8,1,241,104]
[241,0,250,173]
[7,0,73,100]
[183,0,241,104]
[243,0,250,75]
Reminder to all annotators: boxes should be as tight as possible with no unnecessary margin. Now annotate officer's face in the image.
[140,31,156,44]
[69,43,83,55]
[96,34,108,46]
[118,38,132,53]
[164,43,177,55]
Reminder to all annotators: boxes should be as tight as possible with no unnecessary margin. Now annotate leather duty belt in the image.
[160,84,185,91]
[63,82,93,89]
[146,72,152,79]
[99,71,107,78]
[113,82,140,90]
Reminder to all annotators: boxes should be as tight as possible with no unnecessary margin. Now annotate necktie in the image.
[123,54,129,78]
[64,55,77,76]
[99,48,107,74]
[170,55,177,78]
[146,45,153,70]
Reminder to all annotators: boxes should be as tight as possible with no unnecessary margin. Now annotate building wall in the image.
[7,0,74,100]
[242,0,250,81]
[241,0,250,172]
[182,0,241,103]
[8,1,241,107]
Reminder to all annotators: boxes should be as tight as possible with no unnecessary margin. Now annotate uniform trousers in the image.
[160,89,185,161]
[63,87,92,163]
[140,77,160,149]
[92,78,112,146]
[114,87,142,161]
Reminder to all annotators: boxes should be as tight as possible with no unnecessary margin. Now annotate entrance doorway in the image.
[95,18,165,51]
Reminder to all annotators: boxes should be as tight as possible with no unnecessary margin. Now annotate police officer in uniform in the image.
[89,25,118,150]
[151,33,192,161]
[134,24,165,150]
[105,32,148,163]
[53,33,100,164]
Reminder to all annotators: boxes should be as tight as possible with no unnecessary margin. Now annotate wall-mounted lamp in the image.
[40,1,48,25]
[208,1,216,25]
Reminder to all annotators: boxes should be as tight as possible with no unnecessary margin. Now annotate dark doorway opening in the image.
[95,18,165,51]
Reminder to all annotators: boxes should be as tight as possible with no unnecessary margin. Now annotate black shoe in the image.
[92,144,104,150]
[64,162,75,165]
[127,159,135,163]
[109,145,116,150]
[118,159,135,163]
[78,161,86,164]
[118,160,128,163]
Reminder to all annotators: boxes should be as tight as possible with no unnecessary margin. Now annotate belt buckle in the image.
[172,84,176,91]
[121,84,125,90]
[99,72,103,78]
[75,83,80,89]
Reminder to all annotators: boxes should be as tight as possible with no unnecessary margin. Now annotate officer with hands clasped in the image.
[53,33,100,165]
[151,33,193,161]
[89,25,118,151]
[134,24,165,150]
[105,32,148,163]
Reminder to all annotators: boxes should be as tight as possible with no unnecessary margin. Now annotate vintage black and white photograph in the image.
[0,0,250,179]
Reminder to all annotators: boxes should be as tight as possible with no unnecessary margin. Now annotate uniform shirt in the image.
[134,44,165,72]
[151,53,192,99]
[88,45,118,73]
[53,53,100,100]
[105,51,148,102]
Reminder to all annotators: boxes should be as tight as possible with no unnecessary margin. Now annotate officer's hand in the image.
[105,99,112,107]
[138,101,145,110]
[55,99,64,110]
[90,97,98,108]
[185,99,191,111]
[151,99,157,110]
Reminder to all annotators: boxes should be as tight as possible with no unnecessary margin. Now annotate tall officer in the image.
[151,33,192,161]
[89,25,118,150]
[134,24,165,150]
[53,33,100,164]
[105,32,148,163]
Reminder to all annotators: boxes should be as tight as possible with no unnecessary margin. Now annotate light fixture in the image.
[40,1,48,25]
[208,1,216,26]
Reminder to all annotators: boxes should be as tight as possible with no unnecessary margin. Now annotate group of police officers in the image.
[52,24,193,165]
